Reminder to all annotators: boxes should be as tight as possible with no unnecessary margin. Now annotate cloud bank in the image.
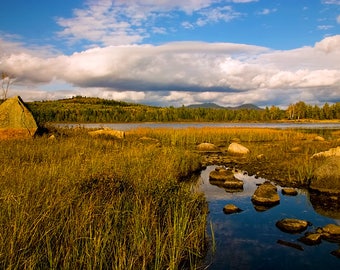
[1,35,340,107]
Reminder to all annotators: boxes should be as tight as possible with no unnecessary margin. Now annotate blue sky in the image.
[0,0,339,107]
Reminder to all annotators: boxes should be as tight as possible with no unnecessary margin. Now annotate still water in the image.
[56,122,340,131]
[198,166,340,270]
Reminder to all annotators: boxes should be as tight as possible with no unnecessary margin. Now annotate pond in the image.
[197,166,340,270]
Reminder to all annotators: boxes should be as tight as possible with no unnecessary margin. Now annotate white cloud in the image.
[317,25,333,30]
[257,8,277,15]
[337,14,340,24]
[196,5,242,26]
[1,35,339,107]
[55,0,248,46]
[322,0,340,5]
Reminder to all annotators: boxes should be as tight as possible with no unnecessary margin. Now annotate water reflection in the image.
[197,166,340,270]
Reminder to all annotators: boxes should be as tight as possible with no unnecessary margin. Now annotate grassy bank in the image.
[0,128,207,269]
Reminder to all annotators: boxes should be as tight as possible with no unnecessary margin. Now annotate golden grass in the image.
[0,128,207,269]
[0,126,338,269]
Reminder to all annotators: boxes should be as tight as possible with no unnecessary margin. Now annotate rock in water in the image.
[276,218,310,233]
[223,204,243,214]
[251,181,280,206]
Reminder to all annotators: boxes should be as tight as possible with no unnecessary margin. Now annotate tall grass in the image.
[0,128,207,269]
[1,126,338,269]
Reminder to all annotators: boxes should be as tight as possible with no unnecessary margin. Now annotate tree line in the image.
[15,96,338,124]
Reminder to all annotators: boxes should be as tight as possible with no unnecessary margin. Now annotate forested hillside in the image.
[2,96,339,124]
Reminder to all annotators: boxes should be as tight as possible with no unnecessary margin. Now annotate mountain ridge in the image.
[185,102,262,110]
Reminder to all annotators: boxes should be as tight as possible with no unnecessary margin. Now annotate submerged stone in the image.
[282,188,298,196]
[223,204,243,214]
[298,232,322,245]
[276,218,310,233]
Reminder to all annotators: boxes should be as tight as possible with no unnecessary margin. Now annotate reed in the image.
[0,129,207,269]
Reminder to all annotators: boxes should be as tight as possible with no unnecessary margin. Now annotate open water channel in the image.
[197,166,340,270]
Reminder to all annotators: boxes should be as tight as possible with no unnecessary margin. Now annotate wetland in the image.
[1,125,340,269]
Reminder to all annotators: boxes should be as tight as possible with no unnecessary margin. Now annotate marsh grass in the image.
[1,126,338,269]
[0,128,207,269]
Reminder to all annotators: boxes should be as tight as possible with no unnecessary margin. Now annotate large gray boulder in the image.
[0,96,38,139]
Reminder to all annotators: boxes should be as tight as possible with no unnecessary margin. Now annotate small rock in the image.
[223,204,243,214]
[298,233,322,245]
[276,218,310,233]
[197,143,219,152]
[48,134,56,140]
[282,188,298,196]
[313,135,325,141]
[256,154,265,160]
[251,181,280,206]
[320,224,340,242]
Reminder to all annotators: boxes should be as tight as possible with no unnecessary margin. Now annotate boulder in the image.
[276,218,310,233]
[311,146,340,159]
[197,142,219,152]
[0,96,38,139]
[309,156,340,194]
[251,181,280,206]
[227,142,250,155]
[223,204,243,214]
[88,128,125,139]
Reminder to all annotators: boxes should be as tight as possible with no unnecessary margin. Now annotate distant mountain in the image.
[186,102,262,110]
[186,102,225,109]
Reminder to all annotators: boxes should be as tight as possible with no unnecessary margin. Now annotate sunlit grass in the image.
[1,126,338,269]
[0,128,207,269]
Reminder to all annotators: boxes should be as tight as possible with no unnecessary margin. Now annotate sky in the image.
[0,0,339,108]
